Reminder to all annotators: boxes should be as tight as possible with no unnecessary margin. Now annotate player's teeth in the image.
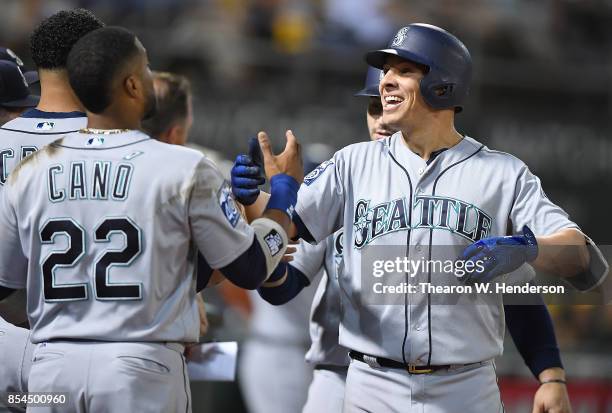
[385,96,403,103]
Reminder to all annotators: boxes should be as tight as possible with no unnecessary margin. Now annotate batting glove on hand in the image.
[230,137,266,205]
[458,225,538,283]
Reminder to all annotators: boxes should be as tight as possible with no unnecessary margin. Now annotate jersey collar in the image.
[388,132,484,178]
[20,108,86,119]
[53,130,151,149]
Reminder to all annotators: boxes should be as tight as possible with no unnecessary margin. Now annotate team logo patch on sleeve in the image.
[218,183,240,227]
[263,229,284,256]
[304,159,334,186]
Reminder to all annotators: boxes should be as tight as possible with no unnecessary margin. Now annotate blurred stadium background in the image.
[2,0,611,412]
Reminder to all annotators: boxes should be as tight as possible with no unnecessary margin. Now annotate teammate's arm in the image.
[505,301,562,378]
[257,263,310,305]
[232,136,343,243]
[191,131,303,290]
[505,301,571,413]
[257,238,326,305]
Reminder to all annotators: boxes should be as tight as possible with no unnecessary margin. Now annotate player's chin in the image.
[372,131,393,140]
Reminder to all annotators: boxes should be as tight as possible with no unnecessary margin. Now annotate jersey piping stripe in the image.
[492,361,506,412]
[52,137,151,150]
[427,144,485,365]
[180,352,190,413]
[387,145,413,368]
[0,127,80,135]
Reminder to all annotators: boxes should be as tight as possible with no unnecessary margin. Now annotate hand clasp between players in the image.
[232,130,304,204]
[459,225,539,283]
[257,130,304,184]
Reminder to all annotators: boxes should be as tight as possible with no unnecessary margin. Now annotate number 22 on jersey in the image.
[40,217,142,302]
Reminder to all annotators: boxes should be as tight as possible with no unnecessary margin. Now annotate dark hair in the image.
[142,72,191,139]
[67,26,139,114]
[30,9,104,70]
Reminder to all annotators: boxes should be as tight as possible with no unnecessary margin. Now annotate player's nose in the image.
[380,70,398,92]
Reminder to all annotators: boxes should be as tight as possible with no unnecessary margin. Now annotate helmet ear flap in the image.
[420,76,458,108]
[434,84,454,97]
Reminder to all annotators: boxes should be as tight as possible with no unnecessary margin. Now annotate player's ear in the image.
[167,124,186,146]
[124,74,140,100]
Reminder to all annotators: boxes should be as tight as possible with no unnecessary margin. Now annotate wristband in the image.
[539,379,566,385]
[266,174,299,218]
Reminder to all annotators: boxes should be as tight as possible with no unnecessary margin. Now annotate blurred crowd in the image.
[1,1,611,411]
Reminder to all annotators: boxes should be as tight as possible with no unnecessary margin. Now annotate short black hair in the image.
[143,72,191,139]
[67,26,140,114]
[30,9,104,70]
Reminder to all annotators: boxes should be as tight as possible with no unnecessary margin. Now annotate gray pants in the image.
[26,341,190,413]
[302,366,347,413]
[343,358,504,413]
[0,320,34,412]
[239,339,313,413]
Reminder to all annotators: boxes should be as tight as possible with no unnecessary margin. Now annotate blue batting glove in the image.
[458,225,538,283]
[230,137,266,205]
[247,136,265,173]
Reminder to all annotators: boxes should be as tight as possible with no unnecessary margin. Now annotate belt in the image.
[45,339,185,352]
[349,350,473,374]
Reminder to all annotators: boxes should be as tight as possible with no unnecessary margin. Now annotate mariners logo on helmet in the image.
[6,48,24,66]
[391,27,409,47]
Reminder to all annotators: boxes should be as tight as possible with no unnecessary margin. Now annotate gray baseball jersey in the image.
[295,133,578,365]
[0,129,254,343]
[290,230,350,367]
[0,111,87,403]
[0,110,86,187]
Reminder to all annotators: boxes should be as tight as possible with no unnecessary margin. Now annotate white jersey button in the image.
[418,168,425,175]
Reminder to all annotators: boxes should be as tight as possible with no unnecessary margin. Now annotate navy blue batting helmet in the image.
[355,66,383,97]
[365,24,472,112]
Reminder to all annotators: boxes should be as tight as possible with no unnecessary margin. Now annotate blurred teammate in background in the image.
[238,159,323,413]
[143,70,208,338]
[0,59,38,125]
[0,47,38,86]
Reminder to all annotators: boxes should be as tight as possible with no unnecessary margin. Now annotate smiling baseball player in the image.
[0,26,302,413]
[232,64,575,412]
[234,23,606,413]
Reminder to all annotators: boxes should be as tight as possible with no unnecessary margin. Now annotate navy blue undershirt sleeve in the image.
[218,238,268,290]
[0,286,16,301]
[258,263,311,305]
[196,252,213,292]
[505,297,563,378]
[292,213,315,243]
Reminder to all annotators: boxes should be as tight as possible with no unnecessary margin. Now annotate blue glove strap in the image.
[266,174,299,218]
[522,225,538,262]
